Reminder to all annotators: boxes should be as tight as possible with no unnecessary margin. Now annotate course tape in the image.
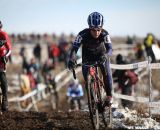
[76,58,160,70]
[150,63,160,69]
[111,61,160,70]
[110,61,148,70]
[113,93,160,108]
[148,102,160,108]
[113,93,149,103]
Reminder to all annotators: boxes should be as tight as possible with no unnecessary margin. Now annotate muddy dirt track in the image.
[0,110,119,130]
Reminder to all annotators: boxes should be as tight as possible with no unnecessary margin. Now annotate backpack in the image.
[126,70,138,85]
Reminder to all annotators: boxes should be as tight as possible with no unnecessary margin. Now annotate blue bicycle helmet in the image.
[87,12,104,28]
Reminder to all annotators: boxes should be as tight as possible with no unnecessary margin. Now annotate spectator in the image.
[19,46,30,73]
[0,20,12,112]
[135,43,146,61]
[143,33,156,63]
[27,68,37,90]
[126,35,133,45]
[19,69,32,108]
[28,58,41,84]
[113,54,138,108]
[19,69,31,96]
[33,43,41,63]
[48,43,60,67]
[29,58,38,72]
[66,79,84,111]
[58,34,69,66]
[42,59,54,83]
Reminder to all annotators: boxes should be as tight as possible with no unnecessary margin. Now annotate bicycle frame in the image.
[71,60,112,129]
[89,66,98,93]
[88,66,104,94]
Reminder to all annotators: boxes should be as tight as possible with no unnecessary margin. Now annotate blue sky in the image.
[0,0,160,37]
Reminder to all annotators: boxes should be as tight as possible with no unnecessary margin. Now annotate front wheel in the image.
[86,76,100,130]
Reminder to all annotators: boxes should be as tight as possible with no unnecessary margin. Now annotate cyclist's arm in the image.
[4,32,11,57]
[104,34,112,56]
[69,34,82,60]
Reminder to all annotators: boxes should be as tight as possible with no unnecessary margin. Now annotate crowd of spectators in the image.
[127,33,160,63]
[14,33,75,106]
[112,32,160,108]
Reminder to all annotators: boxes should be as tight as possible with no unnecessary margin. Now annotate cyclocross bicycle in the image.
[72,61,112,130]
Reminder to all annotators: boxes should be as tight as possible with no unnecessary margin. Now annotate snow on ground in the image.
[111,107,160,129]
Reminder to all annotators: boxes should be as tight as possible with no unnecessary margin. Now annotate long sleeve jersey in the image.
[69,28,112,62]
[0,29,11,71]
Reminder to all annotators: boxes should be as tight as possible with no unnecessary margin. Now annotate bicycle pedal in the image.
[103,102,112,109]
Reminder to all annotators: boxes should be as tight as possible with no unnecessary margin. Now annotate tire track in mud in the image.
[0,111,112,130]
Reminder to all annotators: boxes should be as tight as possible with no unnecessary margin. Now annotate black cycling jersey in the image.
[70,28,112,62]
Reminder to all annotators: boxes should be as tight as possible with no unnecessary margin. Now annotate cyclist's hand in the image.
[0,40,5,47]
[68,59,76,70]
[0,56,8,64]
[99,55,107,63]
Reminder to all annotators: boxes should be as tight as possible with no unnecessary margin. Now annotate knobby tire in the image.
[87,75,100,130]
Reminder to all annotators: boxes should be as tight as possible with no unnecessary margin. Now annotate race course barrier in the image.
[110,58,160,115]
[8,66,82,111]
[9,84,48,111]
[8,58,160,114]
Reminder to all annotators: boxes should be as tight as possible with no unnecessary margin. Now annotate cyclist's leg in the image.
[0,72,8,111]
[82,65,95,104]
[99,61,113,127]
[82,65,89,89]
[99,60,113,108]
[99,60,112,97]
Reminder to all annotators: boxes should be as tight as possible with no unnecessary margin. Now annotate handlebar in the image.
[70,55,110,79]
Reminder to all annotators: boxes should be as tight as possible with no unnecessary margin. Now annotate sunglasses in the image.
[90,28,102,32]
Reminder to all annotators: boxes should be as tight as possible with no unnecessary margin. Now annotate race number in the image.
[104,35,111,43]
[74,35,82,43]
